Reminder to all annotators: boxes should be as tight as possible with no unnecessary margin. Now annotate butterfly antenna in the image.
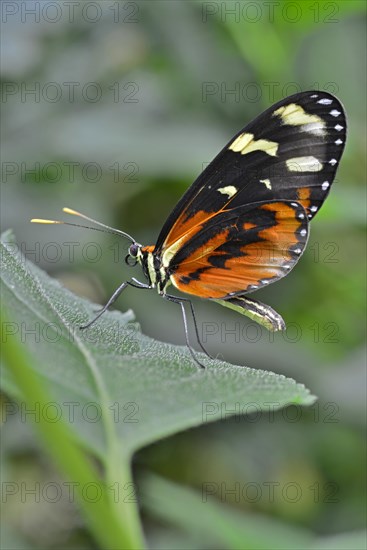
[31,207,136,243]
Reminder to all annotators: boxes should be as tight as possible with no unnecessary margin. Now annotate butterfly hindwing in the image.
[155,91,346,256]
[168,200,308,299]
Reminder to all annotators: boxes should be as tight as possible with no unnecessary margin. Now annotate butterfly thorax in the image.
[135,245,170,294]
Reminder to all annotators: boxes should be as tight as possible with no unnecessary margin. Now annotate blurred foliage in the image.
[1,1,366,548]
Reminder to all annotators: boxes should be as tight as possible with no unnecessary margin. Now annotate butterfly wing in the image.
[155,91,346,256]
[167,200,308,301]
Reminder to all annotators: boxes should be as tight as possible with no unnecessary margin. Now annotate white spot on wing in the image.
[330,109,341,117]
[310,206,318,212]
[217,185,237,198]
[335,124,344,131]
[329,158,337,165]
[259,178,271,189]
[310,94,318,98]
[322,181,330,190]
[335,139,343,145]
[286,156,323,172]
[301,122,326,136]
[317,98,333,105]
[300,229,307,236]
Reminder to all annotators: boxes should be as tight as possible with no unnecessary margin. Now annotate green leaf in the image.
[1,229,316,460]
[141,473,313,550]
[311,531,367,550]
[141,474,367,550]
[1,308,144,550]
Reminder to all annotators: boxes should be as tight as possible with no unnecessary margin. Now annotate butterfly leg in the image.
[130,277,153,289]
[178,296,214,359]
[163,294,208,369]
[164,294,213,358]
[80,279,152,330]
[80,281,130,329]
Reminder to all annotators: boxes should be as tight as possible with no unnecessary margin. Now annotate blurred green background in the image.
[1,1,366,548]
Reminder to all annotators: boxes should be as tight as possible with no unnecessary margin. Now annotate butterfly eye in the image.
[125,243,140,266]
[129,243,139,257]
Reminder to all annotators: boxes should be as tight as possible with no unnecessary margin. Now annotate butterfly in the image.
[32,91,347,368]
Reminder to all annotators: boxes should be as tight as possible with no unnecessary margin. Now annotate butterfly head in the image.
[125,242,142,267]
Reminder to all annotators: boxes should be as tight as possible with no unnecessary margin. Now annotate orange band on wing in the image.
[297,186,311,210]
[163,209,216,251]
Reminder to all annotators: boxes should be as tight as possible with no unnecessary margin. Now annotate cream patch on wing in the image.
[286,156,323,172]
[273,103,326,136]
[217,185,237,198]
[229,133,278,157]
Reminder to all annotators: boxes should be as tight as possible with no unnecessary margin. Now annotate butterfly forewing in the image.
[155,91,346,256]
